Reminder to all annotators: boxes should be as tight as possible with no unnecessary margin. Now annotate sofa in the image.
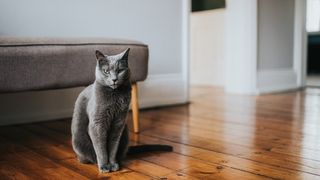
[0,37,149,133]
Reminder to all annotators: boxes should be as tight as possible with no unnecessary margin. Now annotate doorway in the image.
[306,0,320,87]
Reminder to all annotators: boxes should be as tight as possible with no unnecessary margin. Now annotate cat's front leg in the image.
[108,119,126,172]
[88,121,110,173]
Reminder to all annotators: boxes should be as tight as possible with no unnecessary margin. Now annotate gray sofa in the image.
[0,37,149,133]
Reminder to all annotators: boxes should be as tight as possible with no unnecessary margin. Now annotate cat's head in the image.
[95,48,130,89]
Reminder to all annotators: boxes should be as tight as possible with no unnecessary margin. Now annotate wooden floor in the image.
[1,86,320,179]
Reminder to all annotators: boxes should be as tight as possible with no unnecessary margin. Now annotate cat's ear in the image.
[120,48,130,60]
[95,50,105,61]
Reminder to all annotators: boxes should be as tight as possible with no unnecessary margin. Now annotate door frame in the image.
[294,0,308,88]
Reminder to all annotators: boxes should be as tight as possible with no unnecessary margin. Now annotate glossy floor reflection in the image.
[1,86,320,179]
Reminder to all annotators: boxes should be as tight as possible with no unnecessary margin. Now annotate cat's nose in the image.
[112,78,118,83]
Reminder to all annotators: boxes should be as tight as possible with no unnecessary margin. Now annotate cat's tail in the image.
[127,145,173,155]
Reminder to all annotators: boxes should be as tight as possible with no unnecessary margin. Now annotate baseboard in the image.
[0,108,74,126]
[0,73,188,126]
[257,68,298,94]
[138,73,188,108]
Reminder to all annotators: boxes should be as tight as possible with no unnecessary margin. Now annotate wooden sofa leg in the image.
[131,83,140,133]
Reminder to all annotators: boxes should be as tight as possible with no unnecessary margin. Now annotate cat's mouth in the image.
[110,84,118,89]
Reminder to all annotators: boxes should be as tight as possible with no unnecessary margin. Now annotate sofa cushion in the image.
[0,37,148,92]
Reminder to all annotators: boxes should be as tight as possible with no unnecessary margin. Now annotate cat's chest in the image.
[93,92,130,116]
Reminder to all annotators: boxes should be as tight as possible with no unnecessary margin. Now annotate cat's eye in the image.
[103,69,110,74]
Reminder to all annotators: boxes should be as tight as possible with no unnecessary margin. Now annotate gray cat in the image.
[71,49,172,173]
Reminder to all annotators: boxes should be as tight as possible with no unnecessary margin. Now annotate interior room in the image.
[0,0,320,179]
[306,0,320,87]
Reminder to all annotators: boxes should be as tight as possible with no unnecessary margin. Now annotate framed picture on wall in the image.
[192,0,226,12]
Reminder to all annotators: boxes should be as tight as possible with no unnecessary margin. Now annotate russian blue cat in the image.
[71,49,172,173]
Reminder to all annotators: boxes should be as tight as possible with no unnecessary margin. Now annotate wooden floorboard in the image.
[1,86,320,179]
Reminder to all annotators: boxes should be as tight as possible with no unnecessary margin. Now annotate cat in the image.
[71,48,172,173]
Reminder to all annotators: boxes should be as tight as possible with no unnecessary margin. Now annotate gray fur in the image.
[71,48,131,173]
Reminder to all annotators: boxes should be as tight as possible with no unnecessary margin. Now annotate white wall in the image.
[190,9,225,87]
[0,0,189,125]
[258,0,295,70]
[306,0,320,32]
[225,0,305,94]
[257,0,299,93]
[225,0,257,94]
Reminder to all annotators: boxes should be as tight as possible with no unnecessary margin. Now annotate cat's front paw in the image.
[110,162,120,172]
[99,164,111,173]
